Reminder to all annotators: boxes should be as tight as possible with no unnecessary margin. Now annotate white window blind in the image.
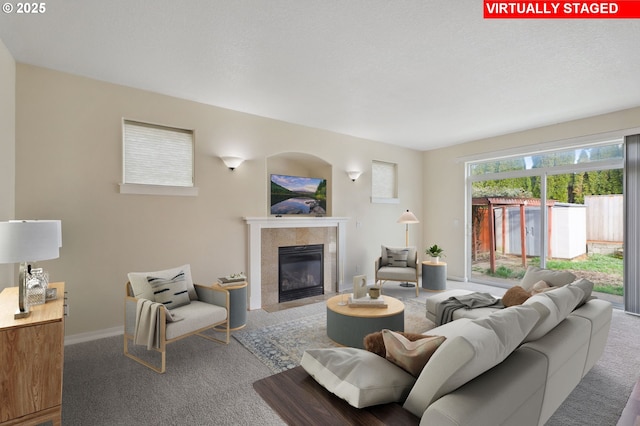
[372,160,398,202]
[123,120,194,187]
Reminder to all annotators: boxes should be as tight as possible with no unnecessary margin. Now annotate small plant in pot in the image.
[425,244,445,263]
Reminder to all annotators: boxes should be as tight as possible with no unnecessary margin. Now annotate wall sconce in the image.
[347,171,362,182]
[221,156,244,171]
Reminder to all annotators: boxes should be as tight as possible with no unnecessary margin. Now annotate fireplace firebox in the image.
[278,244,324,303]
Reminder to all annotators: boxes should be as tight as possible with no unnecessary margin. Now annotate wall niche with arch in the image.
[266,152,332,216]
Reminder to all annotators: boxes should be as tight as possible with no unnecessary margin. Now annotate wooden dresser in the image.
[0,282,65,426]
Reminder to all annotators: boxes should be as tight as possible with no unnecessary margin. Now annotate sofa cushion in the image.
[165,300,227,340]
[377,266,417,282]
[128,264,197,301]
[300,347,416,408]
[403,304,542,417]
[502,286,531,306]
[147,272,191,309]
[568,278,594,307]
[520,266,576,292]
[382,330,446,376]
[522,285,585,342]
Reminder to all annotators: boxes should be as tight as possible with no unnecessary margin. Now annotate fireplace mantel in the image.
[244,216,349,309]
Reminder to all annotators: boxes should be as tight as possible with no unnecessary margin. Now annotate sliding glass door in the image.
[468,142,624,305]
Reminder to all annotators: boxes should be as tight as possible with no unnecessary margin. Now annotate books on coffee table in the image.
[348,295,387,308]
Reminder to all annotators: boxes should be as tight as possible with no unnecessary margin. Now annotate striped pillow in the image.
[147,272,191,310]
[386,248,409,267]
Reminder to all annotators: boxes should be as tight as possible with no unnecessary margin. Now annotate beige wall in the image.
[0,39,15,287]
[422,107,640,280]
[15,64,423,337]
[15,61,639,338]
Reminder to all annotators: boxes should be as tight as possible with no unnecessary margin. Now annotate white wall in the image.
[422,107,640,281]
[0,39,15,289]
[15,64,424,337]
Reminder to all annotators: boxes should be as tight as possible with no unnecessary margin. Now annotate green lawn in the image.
[479,254,624,296]
[539,254,623,275]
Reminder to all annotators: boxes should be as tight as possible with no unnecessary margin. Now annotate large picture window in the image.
[467,141,624,307]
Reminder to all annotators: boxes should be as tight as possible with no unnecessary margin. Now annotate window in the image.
[120,120,197,196]
[371,160,398,203]
[467,141,624,304]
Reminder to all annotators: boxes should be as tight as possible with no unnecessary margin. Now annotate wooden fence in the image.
[584,195,623,242]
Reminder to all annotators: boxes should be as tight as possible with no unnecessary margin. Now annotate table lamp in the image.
[0,220,62,319]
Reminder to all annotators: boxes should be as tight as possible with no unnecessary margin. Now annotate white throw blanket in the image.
[134,299,162,350]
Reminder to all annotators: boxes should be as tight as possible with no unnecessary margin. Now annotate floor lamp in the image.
[397,209,419,288]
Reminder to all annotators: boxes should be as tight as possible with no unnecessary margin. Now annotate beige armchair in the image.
[123,264,229,373]
[375,246,420,297]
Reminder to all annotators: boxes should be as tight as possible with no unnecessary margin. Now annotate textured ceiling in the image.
[1,1,640,150]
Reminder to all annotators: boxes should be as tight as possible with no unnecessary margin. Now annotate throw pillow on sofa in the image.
[300,347,416,408]
[520,266,576,292]
[382,330,446,376]
[364,330,430,358]
[531,280,557,294]
[403,304,543,418]
[502,286,531,306]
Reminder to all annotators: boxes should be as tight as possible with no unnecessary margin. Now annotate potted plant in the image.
[425,244,445,263]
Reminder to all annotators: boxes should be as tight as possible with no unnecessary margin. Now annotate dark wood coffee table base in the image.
[253,366,419,426]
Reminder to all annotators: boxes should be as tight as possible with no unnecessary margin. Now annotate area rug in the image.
[234,298,435,373]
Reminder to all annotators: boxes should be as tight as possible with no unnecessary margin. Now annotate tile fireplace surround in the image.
[244,217,348,310]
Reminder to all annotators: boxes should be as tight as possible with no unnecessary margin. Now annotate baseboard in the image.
[65,326,123,346]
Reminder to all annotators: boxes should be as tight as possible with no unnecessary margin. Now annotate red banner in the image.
[484,1,640,18]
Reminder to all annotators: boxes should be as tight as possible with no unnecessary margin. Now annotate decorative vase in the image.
[431,256,440,264]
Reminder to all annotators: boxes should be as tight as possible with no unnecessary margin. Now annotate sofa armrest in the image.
[194,283,229,311]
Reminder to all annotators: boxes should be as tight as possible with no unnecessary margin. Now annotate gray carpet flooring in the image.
[62,282,640,425]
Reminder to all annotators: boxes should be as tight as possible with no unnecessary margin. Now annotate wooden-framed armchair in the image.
[123,264,229,373]
[374,246,420,297]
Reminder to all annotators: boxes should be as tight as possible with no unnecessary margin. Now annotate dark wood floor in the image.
[254,366,419,426]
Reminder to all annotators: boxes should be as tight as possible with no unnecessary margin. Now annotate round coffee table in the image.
[326,294,404,349]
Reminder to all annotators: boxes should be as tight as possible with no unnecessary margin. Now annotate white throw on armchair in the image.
[374,245,420,297]
[123,264,229,373]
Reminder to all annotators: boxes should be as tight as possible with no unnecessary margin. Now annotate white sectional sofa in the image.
[300,268,613,425]
[414,294,611,425]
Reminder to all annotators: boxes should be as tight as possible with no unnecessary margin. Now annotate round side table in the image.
[212,281,247,330]
[422,261,447,291]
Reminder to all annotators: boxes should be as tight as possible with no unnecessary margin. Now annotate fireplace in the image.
[278,244,324,302]
[244,216,348,309]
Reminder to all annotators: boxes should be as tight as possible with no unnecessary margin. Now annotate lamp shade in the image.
[397,210,419,224]
[347,171,362,181]
[0,220,62,263]
[221,156,244,170]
